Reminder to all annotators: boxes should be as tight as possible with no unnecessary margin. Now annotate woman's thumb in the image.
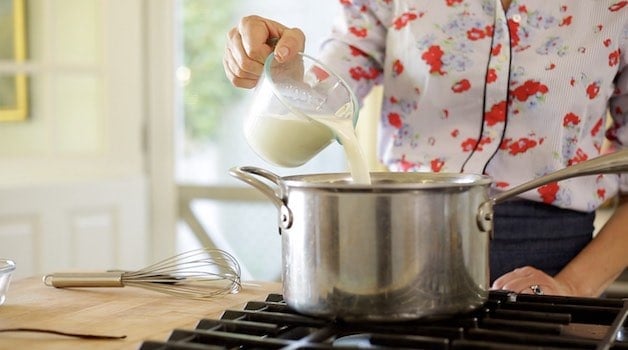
[274,27,305,63]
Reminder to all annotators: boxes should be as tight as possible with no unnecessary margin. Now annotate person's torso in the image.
[368,1,627,211]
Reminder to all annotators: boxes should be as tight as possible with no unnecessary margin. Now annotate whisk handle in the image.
[43,272,125,288]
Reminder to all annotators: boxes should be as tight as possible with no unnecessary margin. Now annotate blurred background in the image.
[0,1,622,294]
[0,0,348,281]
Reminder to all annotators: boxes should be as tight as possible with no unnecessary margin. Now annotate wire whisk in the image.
[43,248,242,299]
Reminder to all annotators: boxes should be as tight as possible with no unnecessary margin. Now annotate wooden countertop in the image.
[0,277,282,350]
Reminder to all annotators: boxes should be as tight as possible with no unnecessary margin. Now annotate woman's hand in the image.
[491,266,576,296]
[223,15,306,88]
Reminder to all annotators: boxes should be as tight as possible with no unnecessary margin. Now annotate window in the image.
[176,0,343,280]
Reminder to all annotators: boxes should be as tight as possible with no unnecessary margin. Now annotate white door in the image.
[0,0,153,278]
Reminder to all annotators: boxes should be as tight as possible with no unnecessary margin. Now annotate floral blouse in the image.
[318,0,628,211]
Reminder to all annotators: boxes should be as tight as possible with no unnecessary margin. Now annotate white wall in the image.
[0,0,149,278]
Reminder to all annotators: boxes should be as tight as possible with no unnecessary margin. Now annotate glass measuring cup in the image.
[244,52,359,168]
[0,259,15,305]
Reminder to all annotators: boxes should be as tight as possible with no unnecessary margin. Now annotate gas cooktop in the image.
[139,290,628,349]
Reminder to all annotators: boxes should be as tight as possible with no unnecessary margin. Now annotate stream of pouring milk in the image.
[308,103,372,184]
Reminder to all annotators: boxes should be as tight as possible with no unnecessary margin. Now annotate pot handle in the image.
[478,149,628,235]
[229,166,293,230]
[491,149,628,205]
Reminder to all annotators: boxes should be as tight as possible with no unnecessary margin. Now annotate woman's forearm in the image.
[555,195,628,297]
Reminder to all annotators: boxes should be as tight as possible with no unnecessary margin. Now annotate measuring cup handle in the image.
[229,166,293,230]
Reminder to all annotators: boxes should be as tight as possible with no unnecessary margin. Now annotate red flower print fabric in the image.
[316,0,628,211]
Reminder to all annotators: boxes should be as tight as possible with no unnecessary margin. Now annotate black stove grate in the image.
[140,291,628,350]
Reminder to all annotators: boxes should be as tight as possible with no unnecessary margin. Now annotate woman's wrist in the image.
[553,274,581,296]
[555,197,628,297]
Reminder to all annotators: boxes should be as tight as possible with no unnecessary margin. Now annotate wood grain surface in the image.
[0,277,281,349]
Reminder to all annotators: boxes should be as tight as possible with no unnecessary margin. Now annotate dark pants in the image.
[489,200,595,283]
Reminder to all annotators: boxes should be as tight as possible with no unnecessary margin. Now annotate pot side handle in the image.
[229,166,293,230]
[490,149,628,205]
[477,149,628,236]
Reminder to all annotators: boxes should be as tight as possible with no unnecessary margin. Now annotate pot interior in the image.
[282,172,493,190]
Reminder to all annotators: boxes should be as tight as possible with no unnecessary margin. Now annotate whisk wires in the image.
[121,248,242,299]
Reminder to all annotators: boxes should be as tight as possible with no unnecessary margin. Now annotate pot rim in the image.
[280,171,493,190]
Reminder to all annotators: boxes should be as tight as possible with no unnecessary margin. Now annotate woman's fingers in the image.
[223,31,263,88]
[273,27,306,63]
[491,266,565,295]
[224,15,306,88]
[237,16,278,64]
[224,24,266,88]
[222,51,259,89]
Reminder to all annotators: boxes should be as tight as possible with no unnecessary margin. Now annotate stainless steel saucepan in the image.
[230,149,628,321]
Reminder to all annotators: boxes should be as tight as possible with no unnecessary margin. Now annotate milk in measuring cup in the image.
[244,112,334,168]
[245,104,371,184]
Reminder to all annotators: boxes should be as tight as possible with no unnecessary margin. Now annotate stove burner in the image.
[139,291,628,349]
